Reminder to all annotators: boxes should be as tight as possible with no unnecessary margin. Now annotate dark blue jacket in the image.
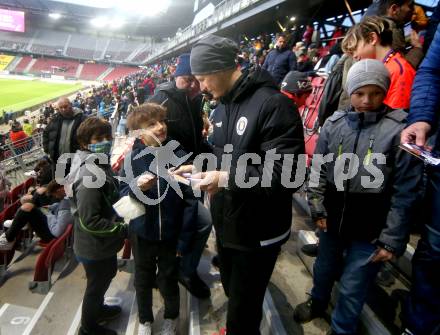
[119,139,198,254]
[408,23,440,153]
[262,48,297,85]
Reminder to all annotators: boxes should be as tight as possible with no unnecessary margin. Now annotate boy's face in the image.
[352,36,377,61]
[351,85,386,112]
[140,119,168,146]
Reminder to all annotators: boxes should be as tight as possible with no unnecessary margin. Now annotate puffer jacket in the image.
[43,108,86,162]
[210,67,305,251]
[119,139,198,254]
[70,150,126,260]
[408,23,440,153]
[308,106,423,255]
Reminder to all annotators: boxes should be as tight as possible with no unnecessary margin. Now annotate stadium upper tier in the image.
[0,28,154,64]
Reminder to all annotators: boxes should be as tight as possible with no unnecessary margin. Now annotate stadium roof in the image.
[0,0,195,38]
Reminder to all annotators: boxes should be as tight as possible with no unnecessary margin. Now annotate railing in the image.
[146,0,263,61]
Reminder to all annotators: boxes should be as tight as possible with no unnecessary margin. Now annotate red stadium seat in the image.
[298,76,327,165]
[8,183,26,204]
[29,224,73,294]
[23,177,35,192]
[118,239,134,273]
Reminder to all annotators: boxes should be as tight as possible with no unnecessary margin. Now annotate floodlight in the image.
[110,18,125,29]
[91,16,108,28]
[49,13,62,19]
[290,16,296,22]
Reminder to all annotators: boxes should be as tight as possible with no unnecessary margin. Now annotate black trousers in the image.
[217,242,280,335]
[131,234,180,323]
[81,255,118,331]
[5,208,54,243]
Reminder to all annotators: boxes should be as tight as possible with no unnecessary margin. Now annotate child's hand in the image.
[316,218,327,231]
[371,247,394,263]
[170,165,195,176]
[137,173,156,191]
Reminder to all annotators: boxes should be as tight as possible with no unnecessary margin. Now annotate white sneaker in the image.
[138,321,152,335]
[0,233,14,251]
[3,220,13,229]
[161,318,177,335]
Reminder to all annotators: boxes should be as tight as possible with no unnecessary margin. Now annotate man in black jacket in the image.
[149,54,212,299]
[179,35,305,334]
[43,97,86,176]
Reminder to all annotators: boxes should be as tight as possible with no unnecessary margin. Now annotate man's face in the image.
[350,85,386,112]
[276,36,287,49]
[175,75,195,91]
[57,101,73,117]
[389,1,415,25]
[195,71,232,100]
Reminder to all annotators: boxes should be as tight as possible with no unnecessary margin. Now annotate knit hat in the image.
[281,71,312,94]
[345,59,390,96]
[190,35,238,75]
[173,53,192,77]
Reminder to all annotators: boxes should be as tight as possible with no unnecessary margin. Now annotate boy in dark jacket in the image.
[119,103,198,335]
[70,117,126,335]
[293,59,422,335]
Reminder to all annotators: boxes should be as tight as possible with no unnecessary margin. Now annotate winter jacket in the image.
[70,150,126,260]
[43,108,86,163]
[119,139,198,254]
[408,23,440,153]
[308,107,423,255]
[262,48,297,85]
[210,67,305,250]
[149,82,210,157]
[318,54,347,126]
[46,197,73,238]
[9,130,29,149]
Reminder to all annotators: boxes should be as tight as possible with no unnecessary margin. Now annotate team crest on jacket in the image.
[236,117,248,136]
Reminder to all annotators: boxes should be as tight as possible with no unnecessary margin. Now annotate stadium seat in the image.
[299,76,327,165]
[23,177,35,192]
[7,183,26,204]
[29,224,73,294]
[118,239,134,273]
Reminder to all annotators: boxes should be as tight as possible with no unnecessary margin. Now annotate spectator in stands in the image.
[43,97,86,176]
[22,119,33,136]
[296,50,315,73]
[323,42,343,74]
[119,103,198,335]
[9,121,32,153]
[293,59,422,335]
[401,23,440,335]
[281,71,313,108]
[303,24,315,46]
[0,180,73,250]
[0,170,11,212]
[34,158,53,186]
[262,33,297,86]
[148,53,212,299]
[70,117,126,335]
[175,35,304,334]
[364,0,423,69]
[342,16,416,110]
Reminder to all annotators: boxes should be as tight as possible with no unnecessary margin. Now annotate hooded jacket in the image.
[262,47,297,86]
[148,81,209,157]
[43,108,86,163]
[308,107,423,255]
[119,139,198,254]
[70,150,126,260]
[210,67,305,250]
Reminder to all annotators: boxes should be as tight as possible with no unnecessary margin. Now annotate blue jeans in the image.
[405,166,440,335]
[180,201,212,277]
[311,231,382,334]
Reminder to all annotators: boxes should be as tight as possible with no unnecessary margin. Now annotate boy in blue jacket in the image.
[119,103,198,335]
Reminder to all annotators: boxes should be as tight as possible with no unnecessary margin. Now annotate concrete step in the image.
[297,230,412,335]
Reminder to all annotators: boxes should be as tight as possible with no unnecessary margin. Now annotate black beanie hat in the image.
[190,35,239,75]
[281,71,312,94]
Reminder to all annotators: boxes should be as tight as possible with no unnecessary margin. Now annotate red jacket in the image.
[9,130,28,148]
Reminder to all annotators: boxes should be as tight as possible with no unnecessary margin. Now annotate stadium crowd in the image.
[1,0,440,334]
